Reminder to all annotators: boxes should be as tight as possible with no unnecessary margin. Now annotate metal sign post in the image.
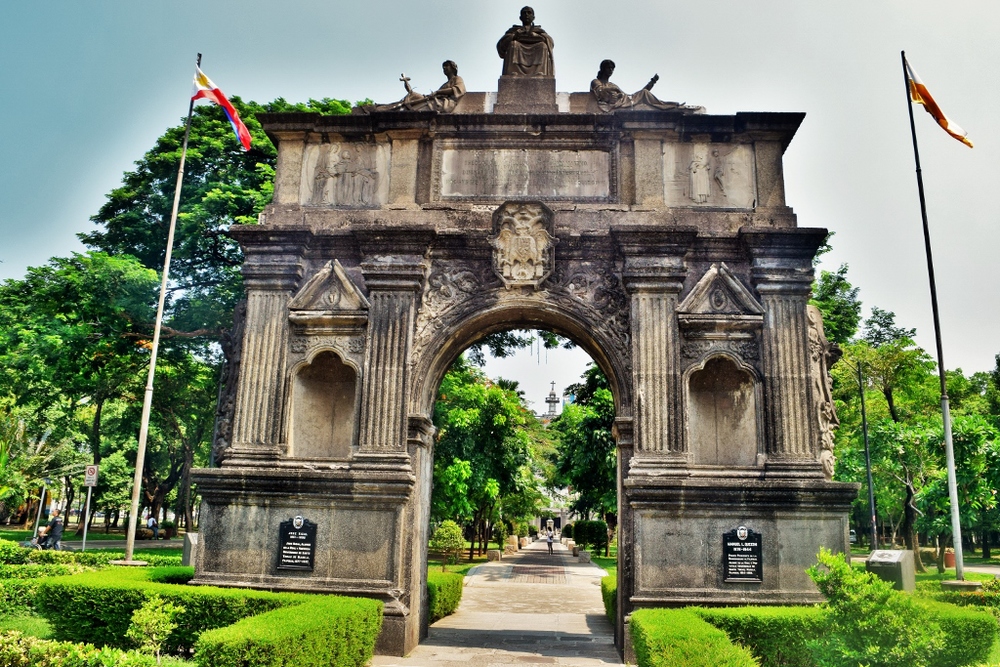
[82,465,98,552]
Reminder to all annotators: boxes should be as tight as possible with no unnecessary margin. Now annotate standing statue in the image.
[371,61,466,113]
[807,305,841,481]
[590,59,704,113]
[497,6,554,77]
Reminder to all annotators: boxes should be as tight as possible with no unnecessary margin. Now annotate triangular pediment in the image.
[289,260,369,312]
[677,263,763,316]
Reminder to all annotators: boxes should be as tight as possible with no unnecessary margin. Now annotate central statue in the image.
[497,6,554,77]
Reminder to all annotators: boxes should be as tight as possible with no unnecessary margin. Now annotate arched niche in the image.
[687,355,758,466]
[289,350,357,459]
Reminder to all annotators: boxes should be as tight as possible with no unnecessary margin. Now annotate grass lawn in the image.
[590,544,618,579]
[0,613,52,639]
[1,528,131,542]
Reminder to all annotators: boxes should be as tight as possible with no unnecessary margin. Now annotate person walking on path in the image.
[546,528,554,554]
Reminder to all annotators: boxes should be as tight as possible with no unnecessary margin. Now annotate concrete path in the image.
[372,540,622,667]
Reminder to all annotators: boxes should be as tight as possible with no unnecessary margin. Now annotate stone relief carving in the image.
[300,142,389,208]
[807,305,841,480]
[678,264,764,373]
[663,143,756,209]
[490,201,557,289]
[590,60,704,114]
[213,299,246,465]
[288,335,365,366]
[289,260,369,313]
[367,61,466,113]
[497,6,554,77]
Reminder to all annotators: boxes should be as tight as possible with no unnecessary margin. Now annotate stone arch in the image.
[408,298,632,420]
[684,352,762,467]
[287,348,360,459]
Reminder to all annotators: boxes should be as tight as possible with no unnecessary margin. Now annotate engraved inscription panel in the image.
[439,148,610,200]
[663,143,756,208]
[300,142,389,207]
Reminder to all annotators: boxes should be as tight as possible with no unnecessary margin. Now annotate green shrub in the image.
[630,608,759,667]
[600,575,616,624]
[0,563,77,579]
[427,571,463,622]
[126,595,185,663]
[0,540,30,565]
[36,569,308,654]
[573,520,608,553]
[0,630,160,666]
[561,523,573,539]
[808,547,944,667]
[0,579,41,613]
[918,598,997,667]
[429,521,466,565]
[692,606,823,667]
[194,595,382,667]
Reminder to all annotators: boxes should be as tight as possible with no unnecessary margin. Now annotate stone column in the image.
[742,229,827,471]
[356,231,434,456]
[617,230,696,460]
[228,237,304,461]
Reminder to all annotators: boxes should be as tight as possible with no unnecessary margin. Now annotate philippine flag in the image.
[905,58,973,148]
[192,67,252,151]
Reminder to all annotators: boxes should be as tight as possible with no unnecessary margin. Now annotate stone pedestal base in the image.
[494,76,557,113]
[625,474,858,609]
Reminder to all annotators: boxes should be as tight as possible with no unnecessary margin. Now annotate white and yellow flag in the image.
[904,57,973,148]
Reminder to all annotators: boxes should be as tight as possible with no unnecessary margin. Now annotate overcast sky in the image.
[2,1,997,408]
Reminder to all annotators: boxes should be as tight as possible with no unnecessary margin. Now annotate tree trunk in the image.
[901,480,927,573]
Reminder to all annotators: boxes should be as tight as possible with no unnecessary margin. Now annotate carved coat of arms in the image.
[489,201,557,289]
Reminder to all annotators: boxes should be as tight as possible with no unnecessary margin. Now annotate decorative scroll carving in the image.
[413,262,486,345]
[807,305,841,480]
[490,201,557,289]
[549,261,630,360]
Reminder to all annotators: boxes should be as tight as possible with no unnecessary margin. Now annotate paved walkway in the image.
[372,540,622,667]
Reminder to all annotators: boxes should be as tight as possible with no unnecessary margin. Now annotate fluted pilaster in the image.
[616,229,695,458]
[741,228,827,462]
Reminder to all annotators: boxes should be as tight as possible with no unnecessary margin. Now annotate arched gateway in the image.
[191,22,857,656]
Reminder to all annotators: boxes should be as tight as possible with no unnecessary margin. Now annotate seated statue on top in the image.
[371,60,466,113]
[590,60,704,114]
[497,6,554,77]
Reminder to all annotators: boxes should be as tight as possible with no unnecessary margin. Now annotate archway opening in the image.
[425,326,620,565]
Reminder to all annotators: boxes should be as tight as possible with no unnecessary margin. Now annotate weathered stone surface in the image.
[182,532,199,567]
[195,86,856,657]
[487,550,503,561]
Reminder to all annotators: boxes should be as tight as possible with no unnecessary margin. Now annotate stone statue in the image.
[497,6,554,77]
[372,61,466,112]
[590,59,704,113]
[807,305,841,480]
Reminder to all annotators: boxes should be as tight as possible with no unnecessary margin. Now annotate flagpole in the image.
[122,53,202,564]
[900,50,964,580]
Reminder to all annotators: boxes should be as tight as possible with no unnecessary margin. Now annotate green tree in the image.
[810,263,862,345]
[432,357,537,558]
[0,252,158,465]
[429,520,466,568]
[126,594,185,664]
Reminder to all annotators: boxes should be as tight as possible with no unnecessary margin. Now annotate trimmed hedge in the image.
[0,631,160,667]
[36,569,309,654]
[691,607,822,667]
[0,540,181,568]
[194,595,382,667]
[0,579,41,613]
[561,523,573,539]
[0,563,79,579]
[630,608,759,667]
[918,598,997,667]
[601,575,616,624]
[426,571,463,622]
